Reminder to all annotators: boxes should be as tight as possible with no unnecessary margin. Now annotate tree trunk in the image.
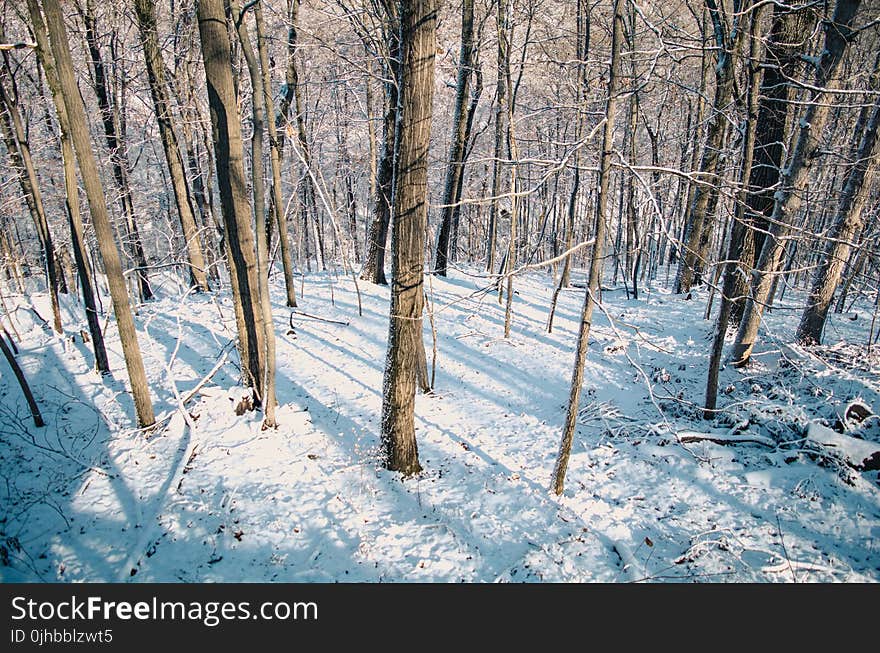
[197,0,268,402]
[729,3,817,324]
[434,0,475,276]
[705,2,767,416]
[0,330,44,428]
[733,0,863,366]
[797,54,880,345]
[80,0,152,302]
[0,56,63,335]
[674,0,740,295]
[26,0,109,373]
[133,0,208,293]
[231,0,279,427]
[361,1,400,286]
[552,0,624,496]
[254,1,297,308]
[381,0,438,476]
[41,0,155,428]
[485,0,509,273]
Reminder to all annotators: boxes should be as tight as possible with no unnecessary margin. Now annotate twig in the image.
[290,310,349,326]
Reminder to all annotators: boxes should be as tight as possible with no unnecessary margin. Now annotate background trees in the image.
[0,0,877,462]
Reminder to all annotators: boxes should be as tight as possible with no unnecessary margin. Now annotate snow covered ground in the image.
[1,264,878,582]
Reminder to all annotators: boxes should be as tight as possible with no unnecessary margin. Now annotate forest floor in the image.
[1,264,879,582]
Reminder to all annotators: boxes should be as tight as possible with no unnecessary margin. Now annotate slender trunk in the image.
[362,3,400,286]
[27,0,109,373]
[232,0,278,427]
[486,0,509,273]
[705,3,766,416]
[254,1,297,308]
[552,0,623,496]
[80,0,152,302]
[675,0,741,294]
[42,0,155,427]
[434,0,475,276]
[0,58,63,335]
[0,331,44,428]
[133,0,208,293]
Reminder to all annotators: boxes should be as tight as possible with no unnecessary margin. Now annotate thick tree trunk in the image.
[552,0,623,496]
[797,56,880,345]
[42,0,155,428]
[197,0,268,401]
[733,0,863,366]
[434,0,475,276]
[729,3,817,324]
[381,0,438,476]
[133,0,208,293]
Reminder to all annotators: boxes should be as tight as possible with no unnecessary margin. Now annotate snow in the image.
[1,265,878,582]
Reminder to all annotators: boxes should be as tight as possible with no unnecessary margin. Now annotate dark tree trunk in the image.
[733,0,863,366]
[197,0,269,401]
[434,0,475,276]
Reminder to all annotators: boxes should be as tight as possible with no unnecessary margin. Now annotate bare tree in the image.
[797,52,880,345]
[733,0,863,366]
[381,0,438,475]
[197,0,270,407]
[552,0,624,496]
[133,0,209,293]
[26,0,109,373]
[41,0,155,428]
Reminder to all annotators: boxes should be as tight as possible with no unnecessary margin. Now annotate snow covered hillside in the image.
[1,267,878,582]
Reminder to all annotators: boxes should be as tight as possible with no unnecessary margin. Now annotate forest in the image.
[0,0,878,582]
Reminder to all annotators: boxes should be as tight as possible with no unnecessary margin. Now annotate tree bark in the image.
[674,0,741,294]
[705,2,767,416]
[485,0,509,273]
[381,0,438,476]
[434,0,475,276]
[733,0,863,366]
[254,1,297,308]
[41,0,155,427]
[729,3,817,324]
[797,53,880,345]
[362,1,400,286]
[197,0,268,402]
[26,0,109,373]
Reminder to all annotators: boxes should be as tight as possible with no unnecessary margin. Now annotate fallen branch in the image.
[677,431,775,447]
[290,310,349,326]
